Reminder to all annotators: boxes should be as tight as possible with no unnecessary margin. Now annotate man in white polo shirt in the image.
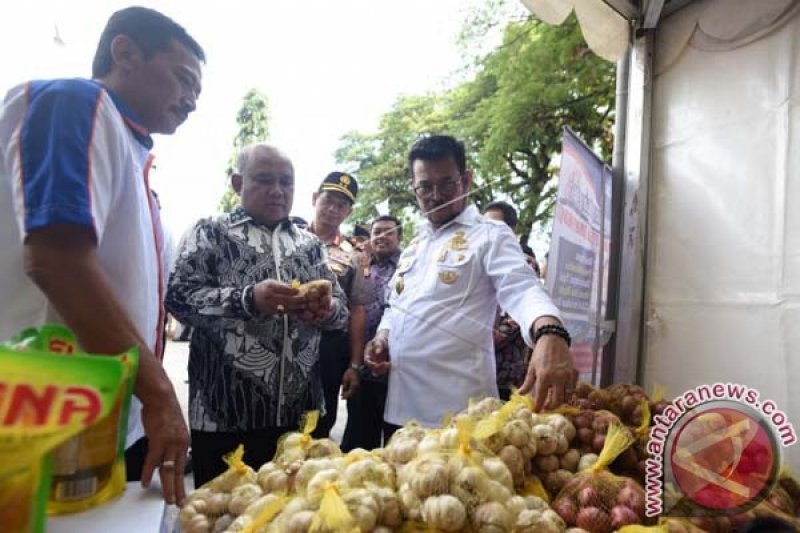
[0,7,204,505]
[365,135,576,434]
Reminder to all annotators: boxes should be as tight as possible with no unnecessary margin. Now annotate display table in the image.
[47,481,171,533]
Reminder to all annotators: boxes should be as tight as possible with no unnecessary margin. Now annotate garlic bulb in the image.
[206,493,231,516]
[506,495,529,521]
[531,425,559,456]
[472,501,512,533]
[225,513,253,532]
[343,458,394,488]
[276,446,307,467]
[372,486,404,527]
[343,489,379,532]
[484,480,513,505]
[307,438,341,458]
[482,457,514,491]
[543,509,566,529]
[282,495,312,516]
[546,414,577,442]
[258,468,289,494]
[468,397,504,418]
[407,458,450,499]
[284,509,315,533]
[185,513,211,533]
[294,458,336,493]
[178,503,201,531]
[555,433,570,455]
[305,468,343,507]
[439,427,460,450]
[560,449,580,472]
[498,445,526,486]
[417,433,442,455]
[399,484,423,522]
[523,495,550,513]
[501,419,532,448]
[211,513,233,533]
[483,432,506,454]
[228,483,263,516]
[422,495,467,532]
[513,408,533,426]
[386,437,419,464]
[514,509,563,533]
[450,466,490,511]
[534,454,560,473]
[393,425,427,442]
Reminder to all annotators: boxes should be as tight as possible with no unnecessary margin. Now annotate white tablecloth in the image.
[47,481,172,533]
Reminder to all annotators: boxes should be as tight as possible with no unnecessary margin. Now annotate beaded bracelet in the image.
[533,324,572,347]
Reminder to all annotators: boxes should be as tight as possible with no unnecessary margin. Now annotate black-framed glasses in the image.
[412,178,461,198]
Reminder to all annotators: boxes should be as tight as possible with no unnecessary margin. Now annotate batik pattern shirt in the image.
[166,208,349,431]
[362,250,400,383]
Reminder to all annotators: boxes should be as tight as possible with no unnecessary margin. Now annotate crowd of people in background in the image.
[1,4,577,503]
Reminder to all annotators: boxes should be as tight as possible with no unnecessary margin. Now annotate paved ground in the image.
[162,339,349,444]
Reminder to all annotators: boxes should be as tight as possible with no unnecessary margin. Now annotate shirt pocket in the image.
[433,251,475,294]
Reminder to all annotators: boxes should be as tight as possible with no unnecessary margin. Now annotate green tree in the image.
[219,89,271,212]
[334,93,451,227]
[452,13,615,242]
[333,5,615,245]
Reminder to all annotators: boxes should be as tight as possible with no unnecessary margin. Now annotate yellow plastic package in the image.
[0,330,128,533]
[4,325,138,516]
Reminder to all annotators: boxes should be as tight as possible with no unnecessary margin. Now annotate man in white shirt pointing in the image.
[365,135,576,432]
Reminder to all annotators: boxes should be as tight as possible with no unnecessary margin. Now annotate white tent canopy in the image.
[521,0,800,471]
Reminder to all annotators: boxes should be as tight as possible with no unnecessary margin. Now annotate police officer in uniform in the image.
[309,172,372,438]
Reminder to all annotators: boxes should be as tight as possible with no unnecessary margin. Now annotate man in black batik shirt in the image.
[166,144,348,485]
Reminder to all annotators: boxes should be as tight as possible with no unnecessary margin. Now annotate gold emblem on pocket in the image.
[396,275,405,294]
[438,271,458,284]
[449,231,468,251]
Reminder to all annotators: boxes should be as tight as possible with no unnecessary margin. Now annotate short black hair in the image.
[372,215,403,240]
[92,6,205,78]
[408,135,466,178]
[484,200,518,229]
[353,224,370,239]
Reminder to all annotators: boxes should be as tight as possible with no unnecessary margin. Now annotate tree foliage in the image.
[334,7,615,244]
[219,89,271,213]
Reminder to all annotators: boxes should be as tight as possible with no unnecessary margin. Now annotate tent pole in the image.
[609,29,654,386]
[600,44,631,386]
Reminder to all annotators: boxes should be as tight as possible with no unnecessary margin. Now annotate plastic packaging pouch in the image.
[5,325,139,515]
[274,411,341,467]
[552,423,650,533]
[0,334,127,532]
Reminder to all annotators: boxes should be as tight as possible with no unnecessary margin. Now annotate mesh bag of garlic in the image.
[456,393,597,505]
[178,445,261,533]
[550,423,652,533]
[262,447,401,532]
[394,415,566,533]
[273,411,342,468]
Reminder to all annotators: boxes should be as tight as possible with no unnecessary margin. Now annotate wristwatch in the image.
[242,284,257,317]
[349,363,364,372]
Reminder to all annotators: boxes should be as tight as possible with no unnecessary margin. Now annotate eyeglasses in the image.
[412,178,461,198]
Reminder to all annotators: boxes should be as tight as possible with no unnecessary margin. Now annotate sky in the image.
[0,0,478,240]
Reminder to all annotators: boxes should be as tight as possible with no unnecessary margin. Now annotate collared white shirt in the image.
[379,205,561,427]
[0,79,163,447]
